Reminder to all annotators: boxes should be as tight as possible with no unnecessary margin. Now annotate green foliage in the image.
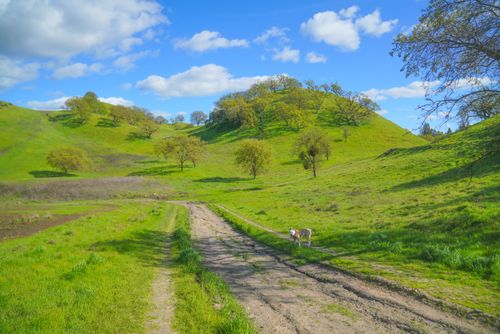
[138,120,158,139]
[46,147,90,173]
[235,139,273,179]
[64,91,104,122]
[294,127,331,177]
[155,134,206,170]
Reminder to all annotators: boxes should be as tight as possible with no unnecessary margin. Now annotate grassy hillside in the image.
[0,100,498,315]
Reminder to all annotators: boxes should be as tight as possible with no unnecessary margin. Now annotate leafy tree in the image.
[391,0,499,122]
[294,128,331,177]
[65,97,92,122]
[139,120,159,138]
[155,134,205,171]
[155,115,167,124]
[275,102,310,129]
[82,91,102,114]
[190,111,208,125]
[343,127,349,142]
[235,139,273,179]
[46,147,90,174]
[250,96,270,138]
[329,84,379,125]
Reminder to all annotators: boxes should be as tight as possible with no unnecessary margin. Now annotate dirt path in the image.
[187,203,497,334]
[147,208,177,334]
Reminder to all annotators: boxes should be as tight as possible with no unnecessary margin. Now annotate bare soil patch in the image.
[187,203,497,334]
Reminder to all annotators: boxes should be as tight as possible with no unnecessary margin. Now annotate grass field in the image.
[1,101,498,317]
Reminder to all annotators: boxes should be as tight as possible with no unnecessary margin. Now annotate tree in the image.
[294,128,331,177]
[391,0,499,122]
[155,115,167,124]
[343,127,349,142]
[139,120,159,138]
[65,97,92,122]
[173,114,185,123]
[190,111,208,126]
[155,134,205,171]
[329,84,379,125]
[47,147,90,174]
[275,102,310,129]
[235,139,273,179]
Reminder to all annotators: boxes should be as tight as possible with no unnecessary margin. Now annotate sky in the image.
[0,0,456,131]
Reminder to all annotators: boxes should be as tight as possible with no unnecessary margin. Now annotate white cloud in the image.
[376,109,388,115]
[339,6,359,18]
[27,95,134,110]
[98,97,134,106]
[0,56,40,90]
[273,47,300,63]
[136,64,269,98]
[300,7,397,51]
[0,0,168,59]
[445,77,495,90]
[306,52,327,64]
[113,49,159,71]
[52,62,103,79]
[121,82,133,90]
[362,81,441,100]
[27,96,71,110]
[254,27,289,44]
[174,31,249,53]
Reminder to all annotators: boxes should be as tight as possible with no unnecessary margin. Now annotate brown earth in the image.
[187,203,497,334]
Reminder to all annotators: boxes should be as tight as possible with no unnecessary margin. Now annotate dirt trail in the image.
[187,203,497,334]
[147,209,177,334]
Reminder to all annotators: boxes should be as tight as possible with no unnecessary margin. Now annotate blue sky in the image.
[0,0,455,131]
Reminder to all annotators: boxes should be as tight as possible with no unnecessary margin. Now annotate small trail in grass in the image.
[147,207,177,334]
[187,203,497,334]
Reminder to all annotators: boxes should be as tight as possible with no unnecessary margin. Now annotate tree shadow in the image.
[127,165,177,176]
[62,117,85,128]
[48,113,73,122]
[281,159,301,166]
[29,170,76,178]
[194,176,248,183]
[127,131,149,140]
[135,159,162,165]
[96,117,117,128]
[90,229,168,267]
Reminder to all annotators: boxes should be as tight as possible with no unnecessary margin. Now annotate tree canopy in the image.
[391,0,499,123]
[235,139,273,179]
[294,128,331,177]
[47,147,90,174]
[155,134,205,171]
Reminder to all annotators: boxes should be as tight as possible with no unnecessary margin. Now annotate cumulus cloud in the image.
[254,27,289,44]
[363,77,493,101]
[306,52,327,64]
[136,64,269,98]
[27,97,71,110]
[0,0,168,59]
[272,47,300,63]
[52,62,103,79]
[27,95,134,110]
[362,81,441,100]
[0,56,40,90]
[300,7,397,51]
[174,31,249,52]
[113,49,159,71]
[355,10,398,37]
[98,97,134,106]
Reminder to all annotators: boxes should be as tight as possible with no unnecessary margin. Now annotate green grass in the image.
[170,205,256,334]
[1,100,498,317]
[0,200,173,334]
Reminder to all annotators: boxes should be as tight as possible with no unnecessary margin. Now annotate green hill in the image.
[0,96,498,315]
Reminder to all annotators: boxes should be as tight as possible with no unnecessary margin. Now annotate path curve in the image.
[187,202,497,334]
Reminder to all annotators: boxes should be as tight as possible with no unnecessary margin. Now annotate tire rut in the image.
[186,203,497,334]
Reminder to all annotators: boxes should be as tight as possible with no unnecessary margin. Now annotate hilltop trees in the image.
[294,128,331,177]
[329,84,380,125]
[391,0,499,123]
[47,147,90,174]
[191,111,208,125]
[65,91,102,122]
[155,134,206,171]
[235,139,273,179]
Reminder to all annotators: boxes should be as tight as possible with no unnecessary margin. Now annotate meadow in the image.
[0,100,498,320]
